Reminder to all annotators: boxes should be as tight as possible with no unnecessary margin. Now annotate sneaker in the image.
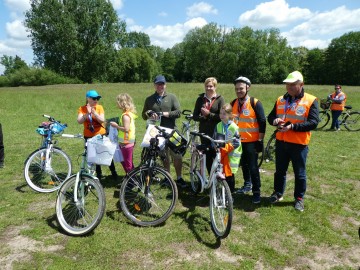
[269,192,283,203]
[294,198,304,212]
[252,193,261,204]
[236,186,252,194]
[176,178,187,188]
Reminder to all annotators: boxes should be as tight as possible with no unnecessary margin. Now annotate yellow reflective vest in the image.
[118,111,136,144]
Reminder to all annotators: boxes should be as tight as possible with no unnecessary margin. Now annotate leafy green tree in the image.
[323,31,360,85]
[25,0,126,83]
[302,48,325,84]
[0,55,28,75]
[123,31,151,48]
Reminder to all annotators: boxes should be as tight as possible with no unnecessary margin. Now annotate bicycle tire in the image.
[190,150,202,194]
[56,174,106,236]
[343,111,360,131]
[120,165,178,226]
[317,111,330,129]
[210,179,233,238]
[24,147,72,193]
[265,133,276,163]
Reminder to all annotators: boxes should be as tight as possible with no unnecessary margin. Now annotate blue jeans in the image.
[331,110,342,129]
[240,142,261,193]
[274,140,308,199]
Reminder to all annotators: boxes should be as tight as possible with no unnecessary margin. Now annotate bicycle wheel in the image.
[343,111,360,131]
[120,165,178,226]
[317,111,330,129]
[265,133,276,163]
[56,174,106,236]
[210,179,233,238]
[24,147,72,193]
[190,150,202,194]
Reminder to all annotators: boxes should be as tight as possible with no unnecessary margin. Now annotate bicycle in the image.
[317,99,360,131]
[181,109,200,148]
[55,134,106,236]
[24,115,72,193]
[120,125,185,226]
[263,129,277,163]
[189,131,234,238]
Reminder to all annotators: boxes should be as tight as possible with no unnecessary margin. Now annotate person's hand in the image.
[232,138,240,149]
[201,107,209,117]
[273,118,285,126]
[255,140,263,153]
[86,103,92,114]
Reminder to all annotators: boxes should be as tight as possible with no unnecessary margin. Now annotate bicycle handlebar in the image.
[190,131,237,144]
[154,125,172,139]
[42,114,67,127]
[182,109,194,120]
[62,134,83,139]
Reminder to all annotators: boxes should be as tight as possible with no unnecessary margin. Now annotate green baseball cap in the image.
[283,71,303,83]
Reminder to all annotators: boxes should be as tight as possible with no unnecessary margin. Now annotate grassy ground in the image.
[0,83,359,269]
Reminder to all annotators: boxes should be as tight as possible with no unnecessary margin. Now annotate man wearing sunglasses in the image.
[77,89,118,179]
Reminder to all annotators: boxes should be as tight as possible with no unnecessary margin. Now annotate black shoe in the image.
[176,178,187,188]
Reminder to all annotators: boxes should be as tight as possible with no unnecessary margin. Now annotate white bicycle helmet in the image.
[234,76,251,86]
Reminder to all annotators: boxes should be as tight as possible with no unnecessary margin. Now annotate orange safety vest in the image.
[275,93,316,145]
[330,92,346,111]
[232,98,259,142]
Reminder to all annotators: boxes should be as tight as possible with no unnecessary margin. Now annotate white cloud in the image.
[282,6,360,48]
[4,0,30,12]
[158,12,168,17]
[187,2,218,18]
[110,0,123,10]
[129,17,208,48]
[239,0,312,28]
[6,20,28,40]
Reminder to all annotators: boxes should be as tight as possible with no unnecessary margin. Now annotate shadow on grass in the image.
[175,188,221,249]
[45,213,95,237]
[15,183,29,193]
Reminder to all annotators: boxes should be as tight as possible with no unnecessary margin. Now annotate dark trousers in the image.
[240,142,261,193]
[226,174,235,193]
[331,110,342,129]
[0,123,4,163]
[274,140,308,199]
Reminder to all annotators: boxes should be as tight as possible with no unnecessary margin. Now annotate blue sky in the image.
[1,0,360,74]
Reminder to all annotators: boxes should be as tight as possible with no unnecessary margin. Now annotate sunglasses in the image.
[90,97,100,101]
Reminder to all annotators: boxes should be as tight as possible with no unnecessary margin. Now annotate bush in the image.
[0,75,10,87]
[6,68,82,86]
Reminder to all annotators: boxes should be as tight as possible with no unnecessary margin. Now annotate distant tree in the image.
[25,0,126,83]
[323,31,360,85]
[0,55,28,75]
[302,48,326,84]
[123,32,151,48]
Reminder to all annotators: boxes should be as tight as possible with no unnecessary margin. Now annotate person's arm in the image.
[92,106,105,124]
[267,103,278,126]
[142,97,151,120]
[77,106,88,124]
[110,114,130,132]
[254,100,266,139]
[164,94,181,119]
[193,97,204,122]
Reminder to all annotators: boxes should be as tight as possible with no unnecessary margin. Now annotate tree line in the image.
[1,0,359,86]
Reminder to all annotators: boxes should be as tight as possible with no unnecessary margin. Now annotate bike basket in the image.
[36,127,48,136]
[50,122,67,134]
[166,129,188,156]
[320,99,330,109]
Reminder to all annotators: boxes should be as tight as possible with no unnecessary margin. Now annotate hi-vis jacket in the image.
[275,93,317,145]
[118,111,136,144]
[232,98,259,142]
[216,121,242,176]
[329,92,346,111]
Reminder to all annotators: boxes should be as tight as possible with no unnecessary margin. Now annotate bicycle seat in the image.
[345,105,352,110]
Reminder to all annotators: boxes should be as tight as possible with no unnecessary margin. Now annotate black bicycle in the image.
[119,125,186,226]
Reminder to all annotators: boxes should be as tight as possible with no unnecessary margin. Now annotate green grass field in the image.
[0,83,359,269]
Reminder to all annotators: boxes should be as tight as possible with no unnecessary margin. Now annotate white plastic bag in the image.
[140,124,173,149]
[87,135,117,166]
